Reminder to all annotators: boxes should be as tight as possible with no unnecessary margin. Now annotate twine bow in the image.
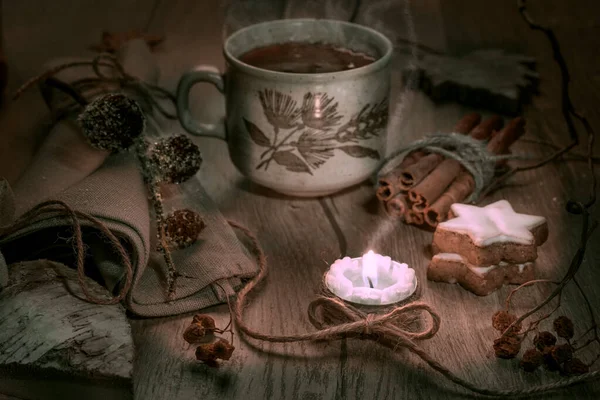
[307,296,440,343]
[229,220,600,397]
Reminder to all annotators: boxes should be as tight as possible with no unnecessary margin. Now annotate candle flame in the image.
[362,250,378,288]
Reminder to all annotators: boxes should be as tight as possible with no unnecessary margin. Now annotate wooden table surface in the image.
[2,1,600,399]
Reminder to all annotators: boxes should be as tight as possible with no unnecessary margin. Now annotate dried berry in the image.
[195,344,216,363]
[164,209,205,249]
[533,331,557,351]
[542,347,561,371]
[183,314,217,344]
[553,316,574,340]
[493,334,521,359]
[212,338,235,361]
[563,358,589,376]
[195,338,235,366]
[520,348,543,372]
[550,344,573,364]
[78,93,145,151]
[150,135,202,184]
[193,314,216,327]
[492,310,522,333]
[183,323,215,344]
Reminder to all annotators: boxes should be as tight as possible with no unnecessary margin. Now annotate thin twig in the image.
[520,292,562,335]
[213,281,236,343]
[519,137,600,162]
[497,3,599,370]
[504,279,558,311]
[135,138,179,300]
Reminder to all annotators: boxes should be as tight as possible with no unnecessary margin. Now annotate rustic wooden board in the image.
[0,260,133,400]
[130,1,600,400]
[0,0,599,400]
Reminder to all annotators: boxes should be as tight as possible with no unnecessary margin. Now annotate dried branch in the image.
[495,1,600,372]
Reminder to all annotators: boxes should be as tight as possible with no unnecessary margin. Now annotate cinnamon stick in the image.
[452,112,483,135]
[423,117,526,226]
[487,117,526,156]
[385,193,410,217]
[424,172,474,226]
[405,210,424,225]
[398,113,482,189]
[408,115,498,216]
[376,150,426,201]
[470,115,504,140]
[410,158,462,212]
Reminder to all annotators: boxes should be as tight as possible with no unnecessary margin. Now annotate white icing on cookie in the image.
[518,262,532,273]
[437,200,546,247]
[468,264,498,277]
[433,253,464,262]
[433,252,534,277]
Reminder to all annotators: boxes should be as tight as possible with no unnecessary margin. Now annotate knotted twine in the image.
[13,52,177,121]
[8,53,178,301]
[375,133,527,203]
[6,45,597,398]
[0,200,133,305]
[228,220,600,397]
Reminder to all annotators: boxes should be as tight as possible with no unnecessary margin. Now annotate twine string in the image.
[364,313,375,335]
[228,219,600,397]
[13,53,177,120]
[0,200,133,305]
[375,133,532,203]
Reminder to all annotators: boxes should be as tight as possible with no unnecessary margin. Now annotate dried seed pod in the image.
[553,316,574,340]
[78,93,145,151]
[492,310,521,333]
[550,343,573,364]
[533,331,557,351]
[150,135,202,183]
[520,348,543,372]
[183,314,217,344]
[211,338,235,361]
[183,323,215,344]
[195,345,217,363]
[164,209,205,249]
[195,338,235,365]
[542,346,561,371]
[192,314,216,329]
[493,334,521,359]
[563,358,589,376]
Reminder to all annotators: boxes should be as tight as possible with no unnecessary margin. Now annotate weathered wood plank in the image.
[132,1,600,399]
[0,0,599,399]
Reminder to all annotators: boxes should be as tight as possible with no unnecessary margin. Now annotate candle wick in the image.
[367,277,374,288]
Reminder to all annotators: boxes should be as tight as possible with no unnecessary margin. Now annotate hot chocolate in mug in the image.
[176,19,392,197]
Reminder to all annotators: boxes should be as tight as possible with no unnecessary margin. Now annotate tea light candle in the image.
[325,250,417,305]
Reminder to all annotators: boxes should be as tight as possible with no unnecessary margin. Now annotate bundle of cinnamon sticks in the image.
[377,113,526,228]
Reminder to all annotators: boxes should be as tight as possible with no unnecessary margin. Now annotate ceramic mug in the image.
[176,19,392,197]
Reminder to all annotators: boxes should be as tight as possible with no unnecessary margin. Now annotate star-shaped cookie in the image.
[438,200,546,246]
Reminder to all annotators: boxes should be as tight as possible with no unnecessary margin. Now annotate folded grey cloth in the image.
[0,153,257,317]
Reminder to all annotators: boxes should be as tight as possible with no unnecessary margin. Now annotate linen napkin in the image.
[0,41,258,317]
[0,149,257,316]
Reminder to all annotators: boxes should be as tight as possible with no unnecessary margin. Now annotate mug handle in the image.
[176,65,226,139]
